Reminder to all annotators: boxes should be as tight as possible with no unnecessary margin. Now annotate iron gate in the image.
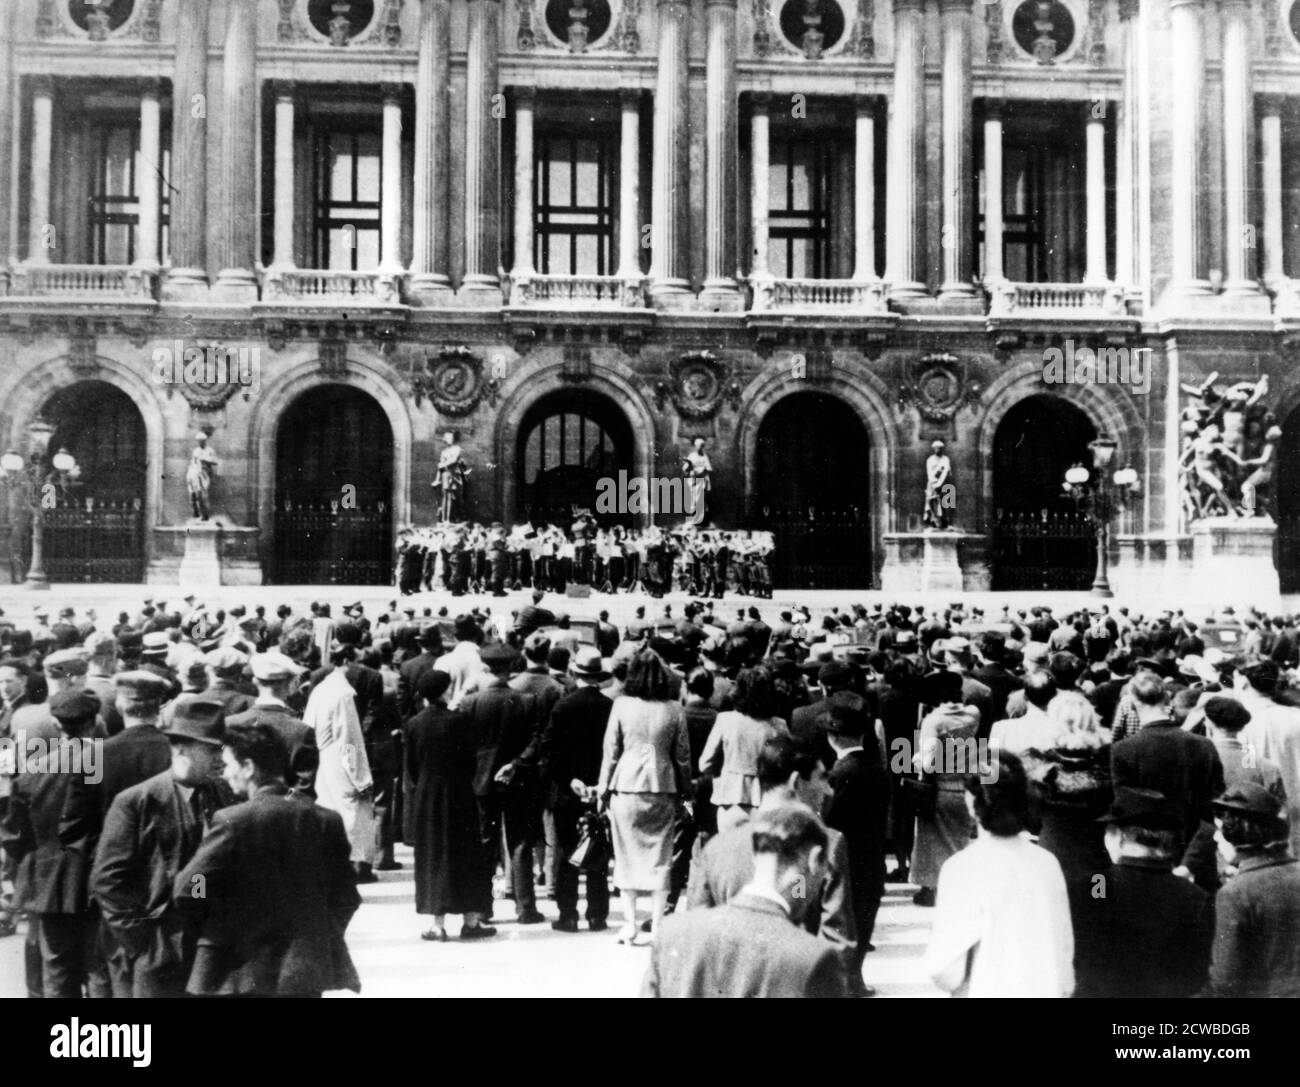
[759,505,873,590]
[42,501,146,583]
[991,510,1096,591]
[273,503,392,585]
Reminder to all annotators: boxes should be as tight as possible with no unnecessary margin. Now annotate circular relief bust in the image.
[68,0,134,34]
[1012,0,1076,63]
[545,0,613,50]
[779,0,845,57]
[307,0,377,42]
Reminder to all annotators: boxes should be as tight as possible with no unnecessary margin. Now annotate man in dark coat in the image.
[98,671,174,816]
[0,691,108,997]
[397,625,444,719]
[460,644,544,923]
[820,691,889,982]
[405,671,494,939]
[510,632,567,894]
[540,648,613,932]
[1111,672,1224,891]
[971,632,1023,727]
[643,802,847,998]
[203,648,255,717]
[513,591,556,639]
[90,700,236,998]
[1076,787,1214,998]
[173,722,361,996]
[790,660,854,771]
[225,652,319,798]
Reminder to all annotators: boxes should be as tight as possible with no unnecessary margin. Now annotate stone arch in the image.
[492,358,658,526]
[735,366,897,583]
[249,356,414,570]
[0,356,167,537]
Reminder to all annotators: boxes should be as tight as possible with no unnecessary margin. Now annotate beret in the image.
[1202,695,1251,731]
[48,689,102,723]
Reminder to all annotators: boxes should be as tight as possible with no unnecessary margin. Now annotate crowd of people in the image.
[1,592,1299,998]
[395,519,776,599]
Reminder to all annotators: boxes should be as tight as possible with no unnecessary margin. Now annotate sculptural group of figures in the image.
[1179,373,1280,521]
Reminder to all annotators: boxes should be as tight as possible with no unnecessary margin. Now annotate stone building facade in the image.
[2,0,1300,593]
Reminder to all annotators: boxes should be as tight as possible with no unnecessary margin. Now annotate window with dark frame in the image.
[88,120,171,266]
[523,410,617,485]
[312,126,382,271]
[533,132,615,276]
[768,136,834,279]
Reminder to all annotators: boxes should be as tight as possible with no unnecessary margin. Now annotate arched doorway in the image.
[755,392,872,588]
[1277,408,1300,592]
[31,381,148,582]
[272,386,393,584]
[516,389,634,525]
[991,393,1098,590]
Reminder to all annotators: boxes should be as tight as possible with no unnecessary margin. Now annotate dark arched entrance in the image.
[272,386,393,584]
[1277,409,1300,592]
[755,392,871,588]
[517,389,634,525]
[992,393,1098,590]
[28,381,147,581]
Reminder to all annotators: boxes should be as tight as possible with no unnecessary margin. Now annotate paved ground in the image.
[0,843,941,998]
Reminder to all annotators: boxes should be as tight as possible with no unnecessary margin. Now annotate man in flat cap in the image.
[99,671,174,816]
[1,690,108,997]
[1075,787,1214,998]
[226,653,318,798]
[1202,695,1287,801]
[203,647,254,718]
[10,648,102,750]
[92,699,235,998]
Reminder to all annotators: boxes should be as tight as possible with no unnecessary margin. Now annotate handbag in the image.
[902,774,938,820]
[569,809,612,873]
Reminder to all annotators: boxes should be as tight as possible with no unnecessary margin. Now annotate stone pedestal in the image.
[1188,517,1280,612]
[178,521,223,586]
[881,530,980,594]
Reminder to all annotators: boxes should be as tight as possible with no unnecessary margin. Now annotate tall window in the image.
[769,138,834,279]
[1001,143,1048,282]
[88,121,170,265]
[523,411,617,484]
[313,128,382,270]
[534,133,615,275]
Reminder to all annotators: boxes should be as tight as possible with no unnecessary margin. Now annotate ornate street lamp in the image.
[0,420,79,590]
[1062,436,1139,597]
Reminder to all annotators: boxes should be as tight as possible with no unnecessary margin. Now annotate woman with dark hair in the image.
[1204,783,1300,997]
[700,666,790,832]
[598,649,691,944]
[909,669,980,907]
[304,642,377,882]
[406,670,494,941]
[921,750,1074,997]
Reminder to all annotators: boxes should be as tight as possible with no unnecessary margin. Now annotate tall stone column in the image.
[750,95,771,283]
[1220,0,1262,300]
[1167,0,1209,300]
[0,18,13,281]
[1085,105,1107,285]
[461,0,502,301]
[136,81,163,270]
[410,0,452,302]
[938,0,975,302]
[510,87,535,287]
[885,0,927,301]
[26,78,53,265]
[615,89,642,283]
[1115,0,1139,295]
[214,0,258,300]
[648,0,691,303]
[701,0,738,306]
[852,97,876,282]
[165,0,210,296]
[380,86,404,275]
[1261,97,1284,285]
[270,84,295,270]
[982,102,1003,283]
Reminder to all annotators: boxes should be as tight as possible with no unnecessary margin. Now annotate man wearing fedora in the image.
[173,722,362,997]
[92,699,236,998]
[541,647,613,932]
[398,624,444,720]
[1205,782,1300,997]
[226,652,319,799]
[1075,786,1214,998]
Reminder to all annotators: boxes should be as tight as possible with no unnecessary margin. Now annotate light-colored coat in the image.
[304,668,374,863]
[598,696,690,796]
